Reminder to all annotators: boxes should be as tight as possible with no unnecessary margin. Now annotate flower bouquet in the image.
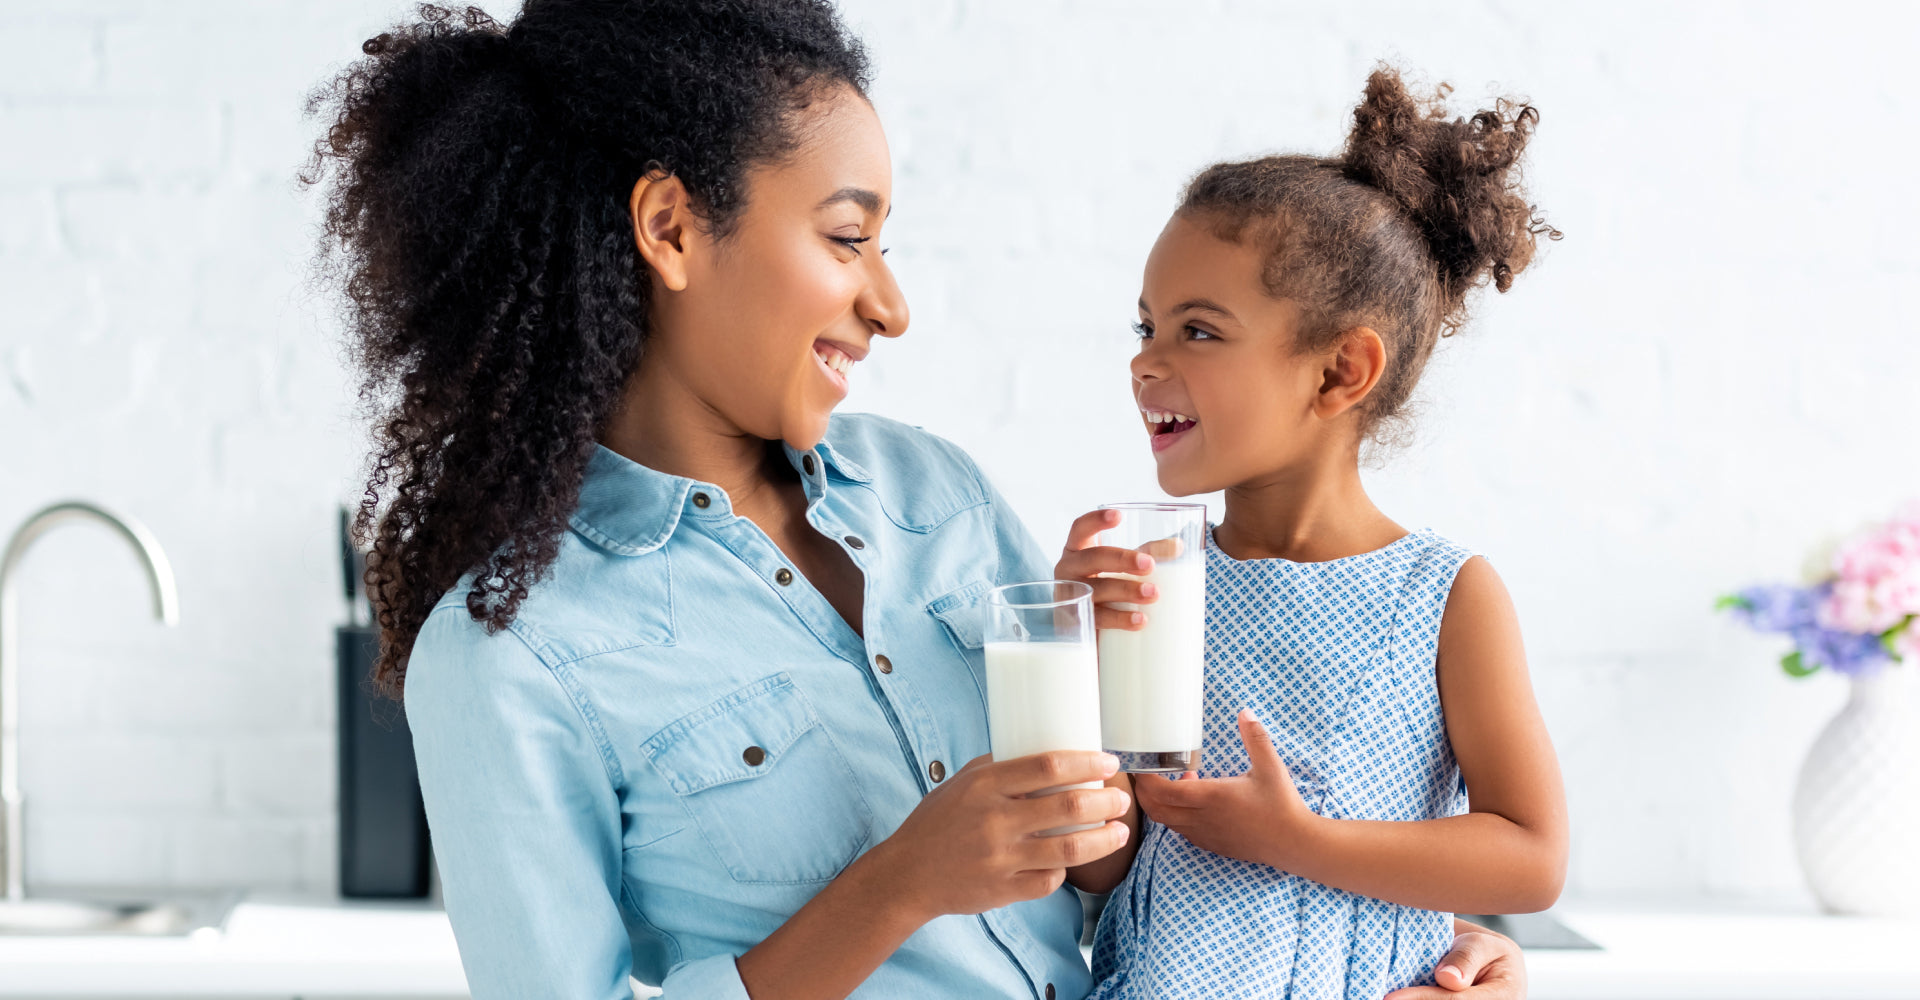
[1720,507,1919,676]
[1720,504,1920,916]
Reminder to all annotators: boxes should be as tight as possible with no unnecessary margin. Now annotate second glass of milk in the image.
[1096,502,1207,773]
[984,580,1104,835]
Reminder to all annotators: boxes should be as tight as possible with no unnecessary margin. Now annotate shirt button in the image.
[928,760,946,783]
[743,746,766,766]
[802,454,817,476]
[844,535,865,549]
[1045,985,1056,1000]
[875,654,893,674]
[774,568,794,586]
[691,492,711,509]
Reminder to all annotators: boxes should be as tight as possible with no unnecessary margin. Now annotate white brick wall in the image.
[2,0,1915,904]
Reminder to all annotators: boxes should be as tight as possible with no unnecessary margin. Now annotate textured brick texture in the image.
[2,0,1915,903]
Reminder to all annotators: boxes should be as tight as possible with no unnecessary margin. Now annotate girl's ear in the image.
[629,171,698,292]
[1313,326,1387,420]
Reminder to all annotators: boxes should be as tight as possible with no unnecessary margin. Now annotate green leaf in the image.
[1715,594,1752,613]
[1884,616,1913,659]
[1781,650,1820,678]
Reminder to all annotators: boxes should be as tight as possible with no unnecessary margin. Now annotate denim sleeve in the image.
[405,608,639,1000]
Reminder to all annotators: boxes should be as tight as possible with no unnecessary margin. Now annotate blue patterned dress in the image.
[1090,527,1475,999]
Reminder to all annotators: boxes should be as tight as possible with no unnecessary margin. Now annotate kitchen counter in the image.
[4,898,1918,999]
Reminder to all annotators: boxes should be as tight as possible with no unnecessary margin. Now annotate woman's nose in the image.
[858,257,909,339]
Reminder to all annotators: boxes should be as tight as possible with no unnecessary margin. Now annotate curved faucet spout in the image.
[0,501,179,901]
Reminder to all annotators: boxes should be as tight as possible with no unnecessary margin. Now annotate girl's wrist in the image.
[1268,807,1336,873]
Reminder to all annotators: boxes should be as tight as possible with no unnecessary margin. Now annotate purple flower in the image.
[1789,624,1892,678]
[1725,584,1823,633]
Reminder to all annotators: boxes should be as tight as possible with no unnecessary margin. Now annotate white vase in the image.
[1790,663,1920,916]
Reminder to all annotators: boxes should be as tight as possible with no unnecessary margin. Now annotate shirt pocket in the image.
[928,580,991,699]
[640,673,875,885]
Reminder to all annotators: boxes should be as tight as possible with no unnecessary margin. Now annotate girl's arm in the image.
[1133,556,1568,915]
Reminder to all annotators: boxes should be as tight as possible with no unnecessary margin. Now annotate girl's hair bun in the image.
[1341,67,1557,314]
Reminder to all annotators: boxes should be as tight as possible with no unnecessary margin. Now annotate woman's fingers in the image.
[1382,924,1526,999]
[999,751,1120,797]
[1035,785,1131,831]
[1094,607,1148,632]
[1018,819,1131,870]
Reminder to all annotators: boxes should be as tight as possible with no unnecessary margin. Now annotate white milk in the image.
[1097,559,1206,756]
[985,640,1104,833]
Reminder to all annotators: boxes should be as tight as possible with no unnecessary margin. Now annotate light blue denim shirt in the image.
[405,413,1091,1000]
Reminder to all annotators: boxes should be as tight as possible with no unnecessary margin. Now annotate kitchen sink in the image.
[0,890,239,936]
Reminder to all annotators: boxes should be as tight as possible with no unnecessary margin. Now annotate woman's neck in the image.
[599,358,794,517]
[1212,444,1404,563]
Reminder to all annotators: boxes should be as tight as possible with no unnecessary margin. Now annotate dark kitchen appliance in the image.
[337,508,431,898]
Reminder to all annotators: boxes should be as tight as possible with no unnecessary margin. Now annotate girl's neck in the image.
[1212,445,1404,563]
[599,358,795,518]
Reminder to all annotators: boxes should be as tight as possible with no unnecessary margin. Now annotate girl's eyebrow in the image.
[1140,296,1237,320]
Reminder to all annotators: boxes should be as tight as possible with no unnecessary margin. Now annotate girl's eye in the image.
[1131,321,1153,340]
[1185,325,1217,341]
[829,235,872,257]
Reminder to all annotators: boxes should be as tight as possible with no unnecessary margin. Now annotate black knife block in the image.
[337,625,431,898]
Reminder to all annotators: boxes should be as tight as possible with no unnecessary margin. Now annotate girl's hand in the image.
[1131,710,1316,870]
[1383,920,1529,998]
[871,751,1132,921]
[1054,508,1157,631]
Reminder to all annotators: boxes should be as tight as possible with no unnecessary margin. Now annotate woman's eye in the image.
[1131,321,1153,340]
[1185,325,1217,341]
[829,235,871,257]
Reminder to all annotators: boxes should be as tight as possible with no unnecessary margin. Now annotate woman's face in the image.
[640,84,906,452]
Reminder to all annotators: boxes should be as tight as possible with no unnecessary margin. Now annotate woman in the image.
[306,2,1532,997]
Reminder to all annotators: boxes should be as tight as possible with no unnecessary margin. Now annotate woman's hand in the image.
[870,750,1132,921]
[1054,508,1158,631]
[1383,919,1528,998]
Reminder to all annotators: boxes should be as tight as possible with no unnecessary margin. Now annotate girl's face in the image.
[1131,213,1331,496]
[640,85,906,451]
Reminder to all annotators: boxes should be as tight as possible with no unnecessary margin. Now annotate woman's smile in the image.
[814,338,864,394]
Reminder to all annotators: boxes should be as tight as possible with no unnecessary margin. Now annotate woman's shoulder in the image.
[823,413,994,519]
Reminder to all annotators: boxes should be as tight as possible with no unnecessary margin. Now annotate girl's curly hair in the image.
[1181,66,1560,447]
[303,0,870,695]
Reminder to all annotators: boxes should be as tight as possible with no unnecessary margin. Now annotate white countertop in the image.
[4,897,1918,999]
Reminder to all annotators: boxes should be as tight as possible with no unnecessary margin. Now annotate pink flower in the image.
[1818,506,1920,638]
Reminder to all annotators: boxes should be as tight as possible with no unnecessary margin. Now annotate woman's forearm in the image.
[1276,812,1564,916]
[735,840,929,1000]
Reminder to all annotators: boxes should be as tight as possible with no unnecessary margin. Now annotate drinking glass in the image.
[1096,502,1208,773]
[984,580,1103,835]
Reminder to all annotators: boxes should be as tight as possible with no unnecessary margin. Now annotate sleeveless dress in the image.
[1090,527,1475,999]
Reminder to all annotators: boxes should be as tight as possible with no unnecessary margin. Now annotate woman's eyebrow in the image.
[817,186,890,218]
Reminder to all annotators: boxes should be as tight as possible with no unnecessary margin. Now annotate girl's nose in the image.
[858,257,909,339]
[1130,334,1169,382]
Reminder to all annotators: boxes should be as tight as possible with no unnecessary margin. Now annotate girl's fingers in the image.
[1094,607,1148,631]
[1057,545,1155,581]
[1063,508,1123,552]
[1087,577,1154,607]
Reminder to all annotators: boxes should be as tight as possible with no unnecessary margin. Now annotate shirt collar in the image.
[570,436,873,556]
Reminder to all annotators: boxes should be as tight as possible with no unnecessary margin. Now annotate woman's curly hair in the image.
[1181,66,1560,447]
[303,0,870,695]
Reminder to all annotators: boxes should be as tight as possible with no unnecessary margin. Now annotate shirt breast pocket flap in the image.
[640,674,875,885]
[927,580,989,651]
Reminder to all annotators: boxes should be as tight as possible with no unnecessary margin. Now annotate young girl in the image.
[1056,68,1569,998]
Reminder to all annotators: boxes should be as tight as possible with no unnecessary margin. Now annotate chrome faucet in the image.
[0,502,178,902]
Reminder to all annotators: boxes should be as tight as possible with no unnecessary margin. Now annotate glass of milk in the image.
[1096,503,1207,773]
[984,580,1105,835]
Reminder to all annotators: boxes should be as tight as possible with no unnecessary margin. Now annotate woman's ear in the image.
[1313,326,1387,420]
[629,171,697,292]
